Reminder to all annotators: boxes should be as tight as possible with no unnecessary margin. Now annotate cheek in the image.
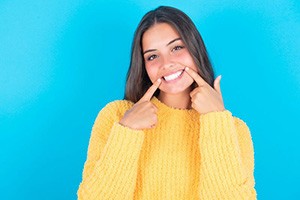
[145,64,159,82]
[176,52,198,70]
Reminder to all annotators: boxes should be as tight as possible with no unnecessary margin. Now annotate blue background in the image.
[1,0,299,199]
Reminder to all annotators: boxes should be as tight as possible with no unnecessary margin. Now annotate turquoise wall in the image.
[1,0,299,199]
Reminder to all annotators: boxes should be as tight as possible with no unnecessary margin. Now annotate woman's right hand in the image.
[119,79,162,130]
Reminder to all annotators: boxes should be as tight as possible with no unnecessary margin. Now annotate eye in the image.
[172,45,184,52]
[147,54,158,61]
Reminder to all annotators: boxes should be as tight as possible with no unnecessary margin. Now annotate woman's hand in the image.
[185,67,225,114]
[119,79,162,130]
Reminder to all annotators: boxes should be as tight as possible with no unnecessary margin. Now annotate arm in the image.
[198,110,257,200]
[77,102,145,200]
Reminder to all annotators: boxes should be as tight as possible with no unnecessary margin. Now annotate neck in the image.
[158,90,192,109]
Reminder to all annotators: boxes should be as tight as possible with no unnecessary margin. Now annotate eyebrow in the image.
[143,37,182,55]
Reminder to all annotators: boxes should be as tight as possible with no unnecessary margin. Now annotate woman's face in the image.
[142,23,198,95]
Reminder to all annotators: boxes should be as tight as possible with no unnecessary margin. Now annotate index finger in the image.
[139,78,162,102]
[185,67,208,86]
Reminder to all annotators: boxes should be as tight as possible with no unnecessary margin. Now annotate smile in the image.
[163,70,184,82]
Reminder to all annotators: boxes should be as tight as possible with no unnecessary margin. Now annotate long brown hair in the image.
[124,6,215,103]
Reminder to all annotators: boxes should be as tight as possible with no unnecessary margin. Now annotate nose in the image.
[161,54,175,70]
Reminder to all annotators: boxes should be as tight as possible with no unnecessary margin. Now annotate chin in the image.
[159,83,192,95]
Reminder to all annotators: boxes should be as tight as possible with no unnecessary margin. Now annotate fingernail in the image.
[157,78,161,82]
[185,67,189,71]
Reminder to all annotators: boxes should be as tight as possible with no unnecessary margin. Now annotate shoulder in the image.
[232,116,251,134]
[232,116,254,148]
[102,99,134,113]
[96,99,134,121]
[91,99,134,131]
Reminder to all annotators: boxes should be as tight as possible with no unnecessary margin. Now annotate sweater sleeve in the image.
[198,110,257,200]
[77,102,145,200]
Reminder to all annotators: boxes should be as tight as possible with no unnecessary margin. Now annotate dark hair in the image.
[124,6,215,102]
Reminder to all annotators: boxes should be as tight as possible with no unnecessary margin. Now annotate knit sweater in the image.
[77,97,257,200]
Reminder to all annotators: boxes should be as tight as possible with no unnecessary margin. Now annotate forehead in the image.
[142,23,180,50]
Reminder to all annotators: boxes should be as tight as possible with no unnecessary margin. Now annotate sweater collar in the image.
[151,96,198,116]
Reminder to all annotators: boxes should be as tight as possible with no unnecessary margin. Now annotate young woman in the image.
[77,6,257,200]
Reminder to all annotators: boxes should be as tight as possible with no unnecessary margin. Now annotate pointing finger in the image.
[185,67,208,86]
[139,78,162,102]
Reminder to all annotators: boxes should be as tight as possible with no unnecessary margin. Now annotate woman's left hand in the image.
[185,67,225,114]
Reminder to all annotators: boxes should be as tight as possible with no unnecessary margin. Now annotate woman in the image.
[77,6,257,200]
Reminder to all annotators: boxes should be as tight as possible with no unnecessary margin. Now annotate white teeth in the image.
[163,70,183,81]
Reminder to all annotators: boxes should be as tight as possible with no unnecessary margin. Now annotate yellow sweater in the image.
[77,97,257,199]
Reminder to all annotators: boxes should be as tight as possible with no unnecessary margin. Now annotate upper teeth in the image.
[163,70,183,81]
